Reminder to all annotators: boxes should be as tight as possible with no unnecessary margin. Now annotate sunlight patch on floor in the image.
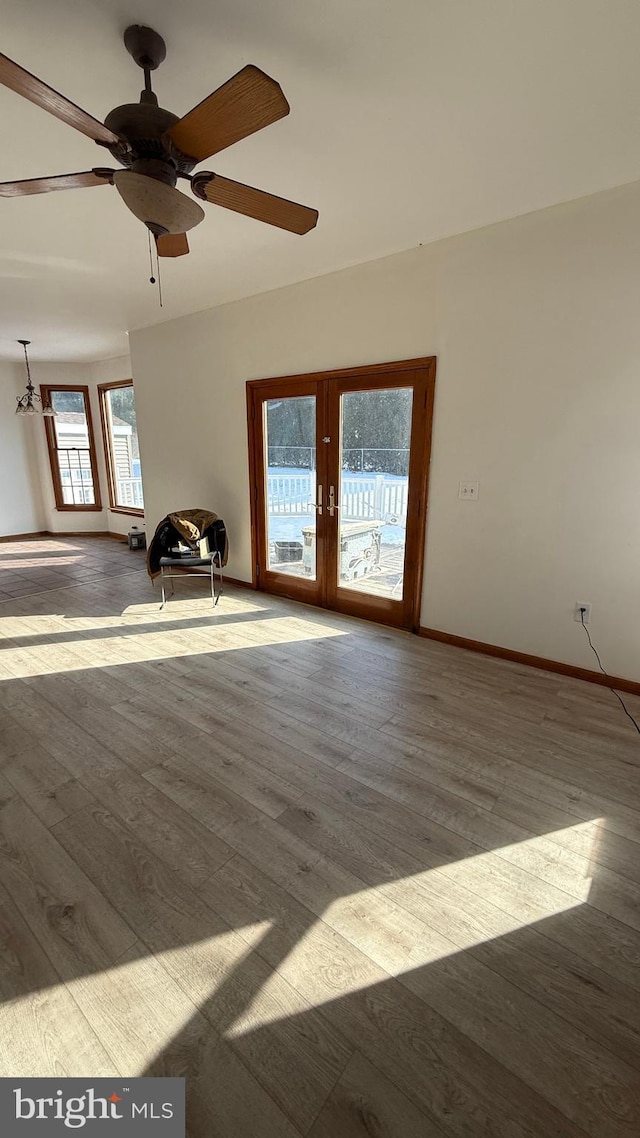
[0,556,85,571]
[0,823,602,1074]
[0,613,350,680]
[0,595,273,640]
[227,821,600,1038]
[0,922,272,1078]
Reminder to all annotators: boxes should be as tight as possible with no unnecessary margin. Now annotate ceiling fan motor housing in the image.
[103,102,196,175]
[102,27,198,178]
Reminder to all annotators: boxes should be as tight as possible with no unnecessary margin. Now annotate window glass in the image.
[49,389,96,506]
[101,384,144,511]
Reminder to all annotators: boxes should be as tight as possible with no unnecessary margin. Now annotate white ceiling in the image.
[1,0,639,362]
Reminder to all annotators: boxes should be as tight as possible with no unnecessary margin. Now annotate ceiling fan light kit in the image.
[113,171,205,235]
[0,23,318,264]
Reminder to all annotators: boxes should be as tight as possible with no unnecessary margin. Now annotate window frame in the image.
[97,379,144,517]
[40,384,102,512]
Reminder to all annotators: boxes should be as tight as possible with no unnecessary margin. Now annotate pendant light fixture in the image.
[14,340,55,416]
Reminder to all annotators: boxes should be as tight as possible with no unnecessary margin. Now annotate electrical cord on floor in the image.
[579,610,640,734]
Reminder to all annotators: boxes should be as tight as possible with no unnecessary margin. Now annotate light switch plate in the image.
[459,481,479,500]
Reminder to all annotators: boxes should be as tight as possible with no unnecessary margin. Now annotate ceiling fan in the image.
[0,25,318,258]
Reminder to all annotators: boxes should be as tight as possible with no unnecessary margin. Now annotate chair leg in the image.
[214,553,223,605]
[160,568,166,609]
[210,556,215,607]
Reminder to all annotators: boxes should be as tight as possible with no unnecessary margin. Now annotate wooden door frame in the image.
[325,363,435,630]
[247,356,437,631]
[247,375,327,606]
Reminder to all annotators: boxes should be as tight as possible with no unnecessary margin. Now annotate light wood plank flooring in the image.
[1,538,640,1137]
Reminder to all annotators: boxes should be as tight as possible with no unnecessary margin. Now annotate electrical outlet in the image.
[574,602,592,624]
[459,481,479,500]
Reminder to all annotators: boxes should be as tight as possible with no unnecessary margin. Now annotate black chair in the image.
[159,550,223,608]
[156,518,226,608]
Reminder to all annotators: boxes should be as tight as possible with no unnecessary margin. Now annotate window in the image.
[40,385,102,511]
[98,380,144,514]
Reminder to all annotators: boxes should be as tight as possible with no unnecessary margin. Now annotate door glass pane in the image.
[264,396,317,579]
[337,387,412,600]
[50,390,96,506]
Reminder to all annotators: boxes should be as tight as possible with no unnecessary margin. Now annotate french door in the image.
[247,358,436,630]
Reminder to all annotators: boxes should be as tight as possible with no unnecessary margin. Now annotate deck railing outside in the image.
[267,472,408,523]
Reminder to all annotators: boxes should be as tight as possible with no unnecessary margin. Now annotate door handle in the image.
[327,485,340,517]
[308,484,323,514]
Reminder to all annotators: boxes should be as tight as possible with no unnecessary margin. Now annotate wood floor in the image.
[1,537,639,1137]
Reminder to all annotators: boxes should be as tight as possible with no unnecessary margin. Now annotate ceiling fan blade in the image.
[0,169,115,197]
[0,54,121,146]
[157,232,189,258]
[192,172,318,235]
[168,65,289,161]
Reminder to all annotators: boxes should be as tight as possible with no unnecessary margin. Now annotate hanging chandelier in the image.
[15,340,55,416]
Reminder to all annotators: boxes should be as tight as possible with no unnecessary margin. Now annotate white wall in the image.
[0,355,142,539]
[127,180,640,682]
[0,361,46,537]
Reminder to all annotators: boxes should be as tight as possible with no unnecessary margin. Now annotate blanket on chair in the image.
[146,508,229,578]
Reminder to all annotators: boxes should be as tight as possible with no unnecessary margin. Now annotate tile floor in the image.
[0,535,146,602]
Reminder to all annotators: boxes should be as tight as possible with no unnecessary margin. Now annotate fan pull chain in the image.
[148,230,155,284]
[146,231,163,308]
